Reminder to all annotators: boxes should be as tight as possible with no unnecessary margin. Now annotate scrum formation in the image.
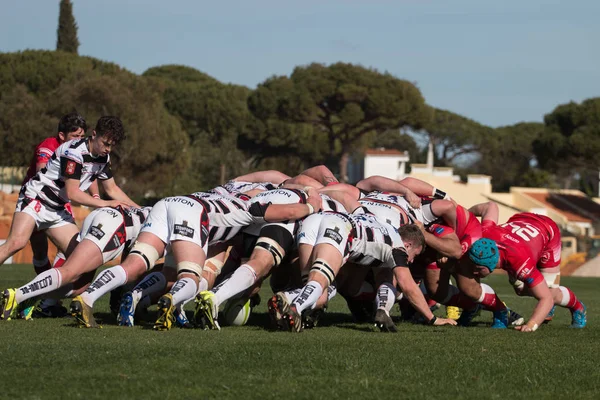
[0,113,587,333]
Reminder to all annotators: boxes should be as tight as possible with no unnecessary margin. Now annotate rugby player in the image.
[467,207,587,331]
[0,206,150,320]
[70,189,321,329]
[0,116,137,275]
[281,208,457,332]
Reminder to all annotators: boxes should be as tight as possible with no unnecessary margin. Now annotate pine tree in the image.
[56,0,79,54]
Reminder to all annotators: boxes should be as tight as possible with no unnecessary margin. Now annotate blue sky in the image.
[1,0,598,127]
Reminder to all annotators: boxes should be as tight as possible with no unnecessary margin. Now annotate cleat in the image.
[117,292,136,327]
[303,307,326,330]
[109,286,125,317]
[194,291,220,330]
[175,306,192,329]
[374,309,398,332]
[267,292,290,330]
[70,296,100,328]
[508,310,525,326]
[445,306,461,320]
[249,293,261,308]
[570,303,587,329]
[32,301,68,319]
[457,304,481,327]
[18,298,38,320]
[153,294,176,331]
[543,305,556,324]
[491,308,509,329]
[283,305,303,332]
[1,289,18,320]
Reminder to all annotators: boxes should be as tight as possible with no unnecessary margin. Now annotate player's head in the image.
[468,238,499,277]
[91,116,126,157]
[398,224,426,262]
[57,112,87,143]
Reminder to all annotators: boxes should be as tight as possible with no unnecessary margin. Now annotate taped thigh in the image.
[129,241,160,271]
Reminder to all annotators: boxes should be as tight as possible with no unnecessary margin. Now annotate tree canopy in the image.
[56,0,79,54]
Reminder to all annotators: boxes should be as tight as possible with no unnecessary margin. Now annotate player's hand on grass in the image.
[433,317,458,326]
[515,324,537,332]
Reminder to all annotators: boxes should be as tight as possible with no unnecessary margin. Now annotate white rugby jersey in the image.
[209,180,277,196]
[21,138,112,209]
[188,191,268,244]
[359,191,437,228]
[243,188,309,236]
[345,212,409,268]
[320,193,345,213]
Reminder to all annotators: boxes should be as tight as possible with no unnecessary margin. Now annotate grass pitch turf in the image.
[1,264,598,399]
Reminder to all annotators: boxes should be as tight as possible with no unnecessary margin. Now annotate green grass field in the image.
[1,264,598,400]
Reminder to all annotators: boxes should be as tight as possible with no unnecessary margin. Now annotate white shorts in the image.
[79,208,127,264]
[16,195,75,231]
[140,196,209,254]
[297,213,324,246]
[314,212,354,263]
[510,270,561,290]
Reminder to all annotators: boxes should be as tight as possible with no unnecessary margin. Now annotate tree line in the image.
[0,49,598,201]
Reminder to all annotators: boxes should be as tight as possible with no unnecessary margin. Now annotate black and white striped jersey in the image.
[209,180,277,196]
[358,191,436,228]
[20,138,112,210]
[320,194,345,213]
[188,191,267,244]
[345,212,408,268]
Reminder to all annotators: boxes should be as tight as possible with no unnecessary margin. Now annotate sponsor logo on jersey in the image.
[165,197,196,207]
[516,259,532,280]
[104,209,120,218]
[90,224,105,240]
[324,227,343,244]
[142,222,152,228]
[435,226,445,235]
[174,220,195,238]
[66,160,76,175]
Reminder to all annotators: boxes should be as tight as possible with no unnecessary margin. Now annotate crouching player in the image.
[282,209,457,332]
[467,212,586,332]
[0,206,150,320]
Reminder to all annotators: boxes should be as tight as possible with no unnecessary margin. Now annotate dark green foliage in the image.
[0,51,189,200]
[56,0,79,54]
[248,63,430,181]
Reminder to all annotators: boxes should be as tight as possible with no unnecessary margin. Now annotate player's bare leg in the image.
[72,232,165,328]
[0,213,36,265]
[284,244,343,332]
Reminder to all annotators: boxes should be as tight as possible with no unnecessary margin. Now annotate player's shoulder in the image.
[36,136,61,151]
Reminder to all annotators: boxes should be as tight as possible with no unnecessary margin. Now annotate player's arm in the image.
[64,178,126,209]
[298,165,338,186]
[261,196,322,222]
[281,174,324,189]
[469,201,499,224]
[87,180,100,199]
[415,222,462,259]
[233,170,290,186]
[515,280,555,333]
[100,178,139,207]
[391,249,457,326]
[318,188,362,212]
[355,176,421,208]
[34,147,54,172]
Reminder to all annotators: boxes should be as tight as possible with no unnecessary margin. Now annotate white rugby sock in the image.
[375,282,397,313]
[169,278,198,307]
[292,281,323,314]
[15,269,63,303]
[81,266,127,307]
[131,272,167,304]
[213,264,256,306]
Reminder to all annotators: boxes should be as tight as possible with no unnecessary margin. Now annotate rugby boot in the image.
[194,291,220,330]
[374,309,398,333]
[267,292,290,330]
[570,303,587,329]
[153,294,176,331]
[0,289,18,321]
[117,292,136,327]
[70,296,100,328]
